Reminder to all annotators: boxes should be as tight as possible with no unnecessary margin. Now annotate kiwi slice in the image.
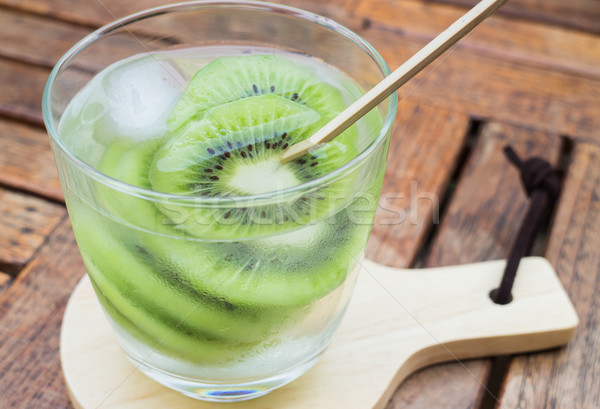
[150,94,356,240]
[157,207,369,308]
[95,140,176,235]
[71,205,290,346]
[93,138,362,308]
[88,143,298,338]
[167,54,349,131]
[85,255,251,364]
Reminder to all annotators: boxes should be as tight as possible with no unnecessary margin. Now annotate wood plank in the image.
[0,9,90,68]
[387,122,561,409]
[431,0,600,35]
[0,0,352,27]
[7,0,597,42]
[0,58,47,123]
[366,101,470,268]
[385,361,491,409]
[0,218,79,408]
[0,188,66,274]
[0,0,354,70]
[0,9,150,70]
[354,0,600,80]
[0,119,62,200]
[359,27,600,142]
[499,142,600,409]
[425,122,562,266]
[0,0,119,27]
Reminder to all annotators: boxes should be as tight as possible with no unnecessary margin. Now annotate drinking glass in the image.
[43,1,397,402]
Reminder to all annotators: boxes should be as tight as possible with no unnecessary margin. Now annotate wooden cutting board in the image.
[61,257,578,409]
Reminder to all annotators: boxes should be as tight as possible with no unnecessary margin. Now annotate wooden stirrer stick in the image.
[280,0,507,163]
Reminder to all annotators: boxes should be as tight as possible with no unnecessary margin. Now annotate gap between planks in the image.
[413,118,485,268]
[366,102,471,269]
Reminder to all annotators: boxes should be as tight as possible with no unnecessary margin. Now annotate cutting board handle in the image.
[348,257,579,408]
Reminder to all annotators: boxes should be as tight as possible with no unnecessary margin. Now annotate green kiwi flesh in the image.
[92,139,362,308]
[167,54,350,131]
[150,94,357,240]
[82,145,302,334]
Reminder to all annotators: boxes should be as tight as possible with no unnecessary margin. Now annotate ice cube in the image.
[97,54,189,142]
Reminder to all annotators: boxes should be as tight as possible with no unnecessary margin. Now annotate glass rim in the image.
[42,0,398,206]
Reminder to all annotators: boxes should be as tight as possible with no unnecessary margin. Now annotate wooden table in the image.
[0,0,598,408]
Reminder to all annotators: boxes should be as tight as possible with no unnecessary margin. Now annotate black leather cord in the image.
[490,146,561,305]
